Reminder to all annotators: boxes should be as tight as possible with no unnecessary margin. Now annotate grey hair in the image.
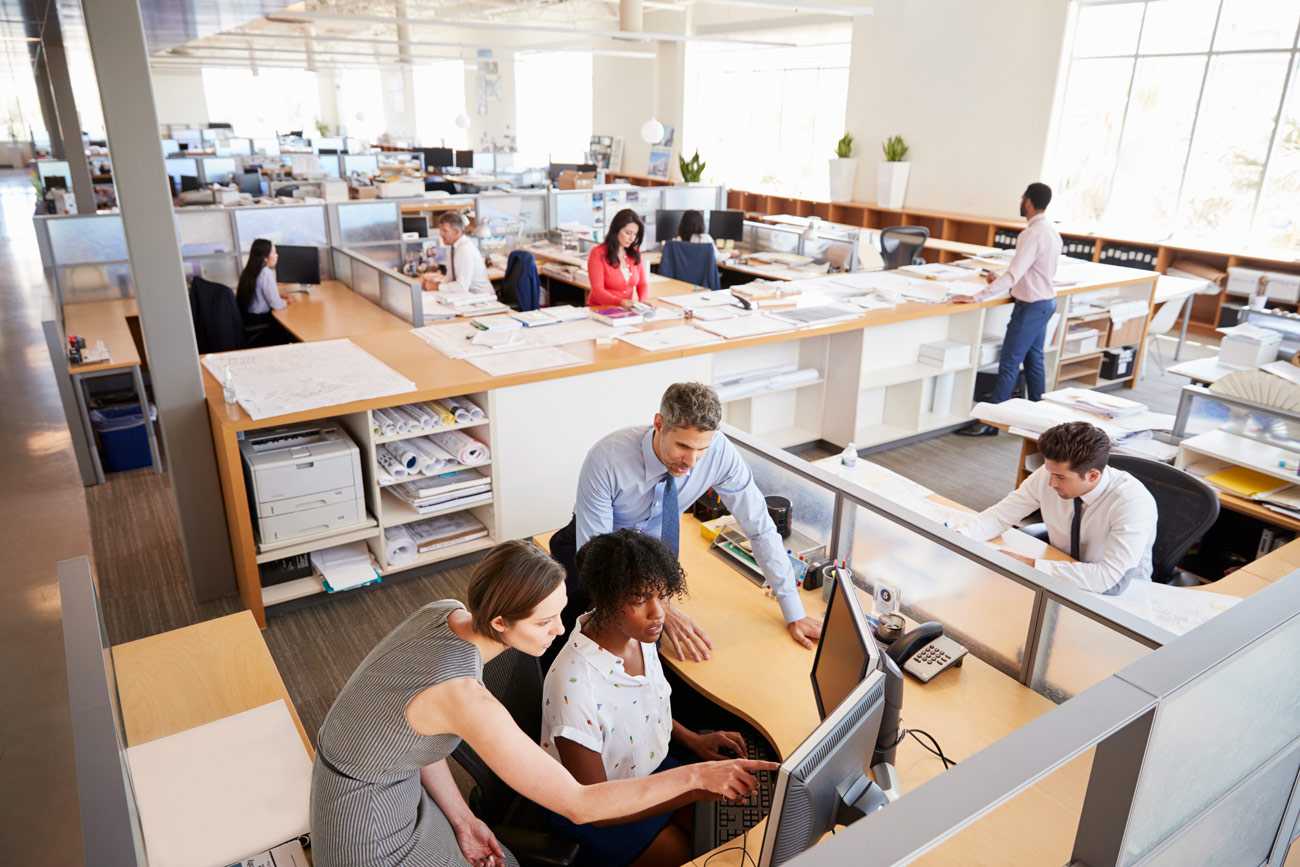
[659,382,722,431]
[438,211,467,230]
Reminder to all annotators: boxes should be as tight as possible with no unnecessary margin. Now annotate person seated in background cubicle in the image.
[542,530,749,867]
[422,211,494,295]
[587,208,649,308]
[548,382,822,666]
[235,238,293,345]
[310,540,770,867]
[956,182,1063,437]
[958,422,1157,595]
[676,210,714,246]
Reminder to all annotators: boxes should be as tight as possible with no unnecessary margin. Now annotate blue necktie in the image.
[661,474,680,556]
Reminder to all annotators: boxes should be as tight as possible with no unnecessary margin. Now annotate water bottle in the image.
[222,368,237,405]
[840,441,858,467]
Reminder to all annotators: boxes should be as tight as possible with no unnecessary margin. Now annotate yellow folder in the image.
[1205,466,1288,498]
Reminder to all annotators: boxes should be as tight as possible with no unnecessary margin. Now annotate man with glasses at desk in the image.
[548,382,822,665]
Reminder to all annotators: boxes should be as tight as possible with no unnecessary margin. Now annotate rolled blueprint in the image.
[430,429,489,465]
[393,405,434,432]
[429,401,458,427]
[376,445,410,479]
[407,436,456,472]
[384,525,417,566]
[373,408,399,437]
[404,402,442,430]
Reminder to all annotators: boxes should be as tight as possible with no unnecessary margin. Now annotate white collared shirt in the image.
[442,234,494,295]
[541,613,673,781]
[981,213,1063,303]
[960,466,1158,594]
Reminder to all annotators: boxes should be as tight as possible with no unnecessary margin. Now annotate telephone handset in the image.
[879,619,969,683]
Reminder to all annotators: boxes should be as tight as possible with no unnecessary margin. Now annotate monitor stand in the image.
[834,761,900,826]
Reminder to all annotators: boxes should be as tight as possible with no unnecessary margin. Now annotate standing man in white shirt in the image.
[423,211,495,295]
[959,422,1158,595]
[957,182,1063,437]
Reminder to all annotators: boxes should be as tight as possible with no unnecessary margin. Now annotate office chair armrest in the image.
[493,824,579,867]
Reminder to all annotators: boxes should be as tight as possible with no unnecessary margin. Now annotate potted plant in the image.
[878,134,910,208]
[679,150,706,183]
[829,132,856,201]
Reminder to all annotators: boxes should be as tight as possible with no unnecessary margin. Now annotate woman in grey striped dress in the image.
[311,540,773,867]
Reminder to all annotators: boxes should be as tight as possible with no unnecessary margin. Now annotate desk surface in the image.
[111,611,313,755]
[273,280,412,342]
[63,298,142,374]
[1168,355,1239,385]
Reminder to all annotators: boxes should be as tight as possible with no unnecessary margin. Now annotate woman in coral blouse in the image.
[586,209,649,307]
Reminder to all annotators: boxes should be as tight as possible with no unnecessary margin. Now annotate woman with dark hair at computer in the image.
[542,530,748,867]
[236,238,286,323]
[675,210,713,246]
[586,208,649,308]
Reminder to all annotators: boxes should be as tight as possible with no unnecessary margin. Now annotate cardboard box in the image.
[557,170,596,190]
[349,185,379,200]
[1107,316,1144,347]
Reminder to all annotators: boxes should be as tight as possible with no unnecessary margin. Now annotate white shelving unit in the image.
[714,336,829,449]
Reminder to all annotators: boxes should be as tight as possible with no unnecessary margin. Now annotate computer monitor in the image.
[454,149,474,169]
[180,175,201,193]
[810,566,877,720]
[656,209,686,245]
[424,147,453,169]
[45,175,68,191]
[275,245,321,285]
[709,209,745,243]
[237,172,263,196]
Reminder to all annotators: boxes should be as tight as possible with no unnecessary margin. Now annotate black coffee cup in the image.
[765,495,792,538]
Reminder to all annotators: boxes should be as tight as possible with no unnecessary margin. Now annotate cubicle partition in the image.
[723,427,1300,866]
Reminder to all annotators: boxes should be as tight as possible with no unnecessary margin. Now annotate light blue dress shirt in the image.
[246,266,284,315]
[574,425,805,623]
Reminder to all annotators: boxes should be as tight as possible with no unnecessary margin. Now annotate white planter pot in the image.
[828,158,857,202]
[877,161,910,209]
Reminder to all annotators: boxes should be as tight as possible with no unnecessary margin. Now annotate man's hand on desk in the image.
[786,616,823,650]
[661,603,713,662]
[951,293,979,305]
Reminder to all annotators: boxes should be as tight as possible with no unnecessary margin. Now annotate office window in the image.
[1046,0,1300,249]
[413,61,469,149]
[0,23,48,147]
[682,25,850,199]
[335,68,388,143]
[202,68,321,138]
[515,52,593,168]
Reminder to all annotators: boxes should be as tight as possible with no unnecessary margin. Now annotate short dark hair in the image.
[659,382,721,431]
[1024,182,1052,211]
[437,211,467,230]
[1039,422,1109,476]
[467,540,565,641]
[576,530,686,631]
[678,210,705,242]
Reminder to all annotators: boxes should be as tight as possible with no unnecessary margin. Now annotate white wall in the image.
[150,69,209,127]
[844,0,1069,217]
[465,52,516,153]
[592,54,656,173]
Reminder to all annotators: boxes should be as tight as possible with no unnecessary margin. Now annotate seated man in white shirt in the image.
[542,529,752,867]
[959,421,1158,595]
[422,211,495,295]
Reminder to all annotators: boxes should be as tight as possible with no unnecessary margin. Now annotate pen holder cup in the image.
[766,495,792,539]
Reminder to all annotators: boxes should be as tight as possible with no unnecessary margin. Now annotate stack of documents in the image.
[660,290,741,310]
[617,325,722,352]
[509,306,589,327]
[311,542,380,593]
[405,511,489,553]
[1202,466,1289,499]
[1251,484,1300,520]
[731,282,803,308]
[389,468,492,515]
[1042,388,1146,419]
[770,303,863,328]
[918,339,969,368]
[695,312,796,340]
[899,262,971,281]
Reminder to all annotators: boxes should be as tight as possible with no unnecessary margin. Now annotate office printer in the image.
[239,424,366,547]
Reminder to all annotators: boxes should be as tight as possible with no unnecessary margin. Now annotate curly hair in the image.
[576,529,687,632]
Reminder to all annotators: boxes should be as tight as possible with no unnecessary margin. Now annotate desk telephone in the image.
[877,619,968,683]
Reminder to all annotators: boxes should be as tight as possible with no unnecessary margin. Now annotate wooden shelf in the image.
[1061,350,1105,364]
[262,575,326,606]
[381,535,498,576]
[254,517,380,564]
[373,417,489,445]
[380,488,494,528]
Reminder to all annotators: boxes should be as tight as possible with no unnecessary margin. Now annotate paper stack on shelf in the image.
[918,339,969,368]
[390,468,493,515]
[1262,360,1300,386]
[406,511,489,554]
[714,365,820,401]
[1251,485,1300,520]
[311,542,380,593]
[1043,387,1146,419]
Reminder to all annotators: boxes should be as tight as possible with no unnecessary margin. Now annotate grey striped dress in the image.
[310,599,520,867]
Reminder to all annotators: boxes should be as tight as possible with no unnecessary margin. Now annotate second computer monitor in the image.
[454,149,474,169]
[275,245,321,285]
[708,209,745,242]
[656,209,686,244]
[810,570,878,720]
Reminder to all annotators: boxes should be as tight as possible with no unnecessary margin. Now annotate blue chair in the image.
[501,250,541,311]
[659,240,721,290]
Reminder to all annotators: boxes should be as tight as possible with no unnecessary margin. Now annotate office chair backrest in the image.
[451,649,544,824]
[188,275,245,354]
[1147,298,1185,339]
[659,239,720,290]
[1108,455,1219,583]
[879,226,930,270]
[500,250,541,311]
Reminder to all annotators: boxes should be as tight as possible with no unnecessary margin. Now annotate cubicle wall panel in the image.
[176,210,235,256]
[351,260,382,304]
[183,256,240,288]
[491,356,711,541]
[47,215,128,264]
[379,273,414,323]
[746,459,835,547]
[848,509,1037,674]
[233,205,328,252]
[337,202,401,245]
[60,263,133,302]
[1121,613,1300,863]
[1031,600,1152,702]
[332,250,353,288]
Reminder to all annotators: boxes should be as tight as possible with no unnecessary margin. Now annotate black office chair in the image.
[188,276,245,353]
[451,649,579,867]
[879,226,929,270]
[1108,455,1218,585]
[426,180,460,194]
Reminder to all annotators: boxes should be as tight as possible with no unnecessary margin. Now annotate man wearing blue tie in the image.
[548,382,822,665]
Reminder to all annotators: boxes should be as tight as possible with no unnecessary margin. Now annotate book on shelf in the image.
[395,468,491,499]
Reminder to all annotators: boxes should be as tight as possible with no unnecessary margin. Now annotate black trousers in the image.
[542,515,585,672]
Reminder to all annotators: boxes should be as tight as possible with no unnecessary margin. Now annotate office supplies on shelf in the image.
[714,367,821,402]
[443,396,485,423]
[466,345,584,376]
[405,510,488,553]
[1042,387,1146,419]
[203,340,415,421]
[616,325,722,352]
[125,700,311,867]
[239,424,367,547]
[1218,323,1283,369]
[311,541,380,593]
[694,312,795,340]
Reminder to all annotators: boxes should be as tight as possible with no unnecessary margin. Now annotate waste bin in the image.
[90,404,153,472]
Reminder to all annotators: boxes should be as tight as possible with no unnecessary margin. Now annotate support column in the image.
[30,49,65,158]
[79,0,237,601]
[39,6,95,213]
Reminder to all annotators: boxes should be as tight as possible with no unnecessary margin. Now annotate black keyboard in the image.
[692,735,778,856]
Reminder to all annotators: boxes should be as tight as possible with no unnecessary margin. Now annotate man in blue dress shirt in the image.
[548,382,822,664]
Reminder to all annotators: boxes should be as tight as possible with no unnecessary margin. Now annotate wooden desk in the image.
[111,611,313,755]
[273,280,412,342]
[720,258,830,282]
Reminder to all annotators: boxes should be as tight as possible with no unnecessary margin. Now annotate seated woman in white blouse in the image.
[541,530,745,867]
[675,210,714,246]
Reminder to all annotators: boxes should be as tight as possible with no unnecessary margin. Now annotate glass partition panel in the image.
[48,216,128,265]
[849,506,1036,676]
[380,273,415,324]
[662,185,721,211]
[804,237,855,271]
[320,155,342,178]
[555,191,597,228]
[202,157,237,185]
[234,206,327,251]
[745,223,800,254]
[742,456,837,555]
[338,202,400,244]
[1030,599,1151,702]
[1177,388,1300,447]
[333,249,353,287]
[183,256,240,288]
[165,158,199,186]
[176,210,234,256]
[352,260,381,304]
[1123,613,1300,862]
[342,154,380,176]
[358,244,402,270]
[521,194,549,236]
[59,264,133,302]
